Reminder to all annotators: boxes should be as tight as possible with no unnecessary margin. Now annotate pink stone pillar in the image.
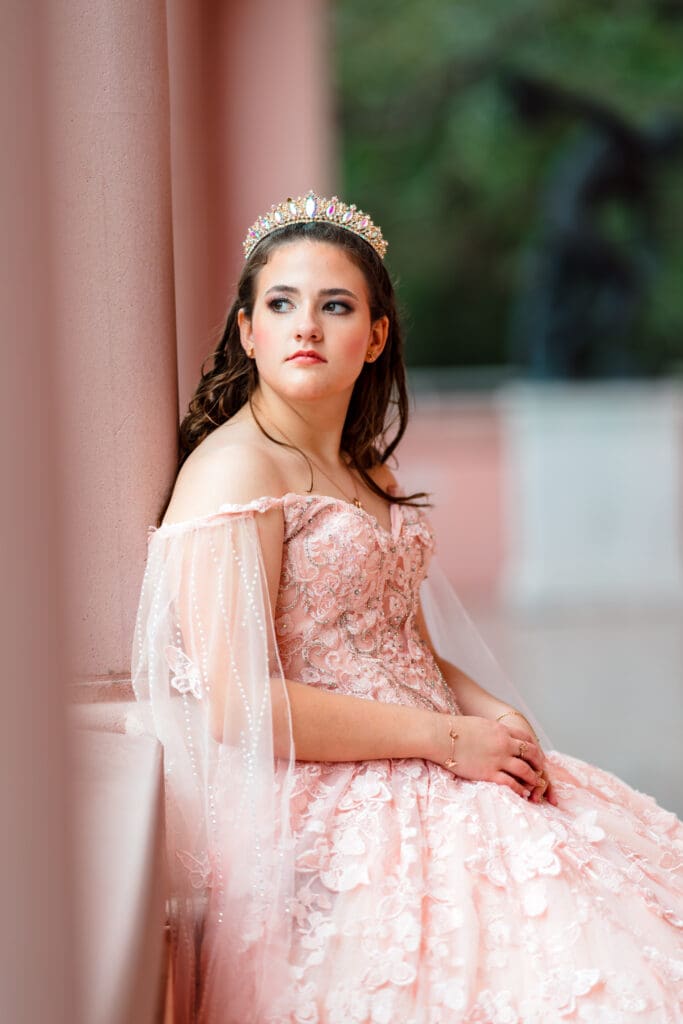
[167,0,335,413]
[46,0,179,683]
[0,4,76,1021]
[44,0,335,681]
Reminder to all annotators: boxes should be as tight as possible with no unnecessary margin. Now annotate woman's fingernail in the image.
[523,789,531,798]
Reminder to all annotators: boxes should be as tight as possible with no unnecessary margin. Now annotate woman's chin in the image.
[263,376,356,406]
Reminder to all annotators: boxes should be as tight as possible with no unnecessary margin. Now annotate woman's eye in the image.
[267,298,291,312]
[323,301,352,314]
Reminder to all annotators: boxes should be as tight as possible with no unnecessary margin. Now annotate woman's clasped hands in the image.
[434,712,558,806]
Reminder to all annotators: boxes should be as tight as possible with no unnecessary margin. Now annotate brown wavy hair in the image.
[176,220,428,508]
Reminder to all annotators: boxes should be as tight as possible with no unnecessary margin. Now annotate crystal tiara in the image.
[242,191,388,261]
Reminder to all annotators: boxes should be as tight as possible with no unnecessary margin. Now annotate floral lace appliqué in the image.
[165,644,203,699]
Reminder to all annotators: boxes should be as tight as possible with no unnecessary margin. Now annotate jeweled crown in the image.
[242,191,388,261]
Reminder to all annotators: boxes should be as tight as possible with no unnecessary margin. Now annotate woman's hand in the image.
[496,712,558,806]
[433,714,557,805]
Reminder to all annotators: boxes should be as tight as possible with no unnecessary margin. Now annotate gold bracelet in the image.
[496,710,525,725]
[444,717,459,771]
[496,710,538,742]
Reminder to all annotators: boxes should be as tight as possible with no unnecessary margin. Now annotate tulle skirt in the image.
[236,748,683,1023]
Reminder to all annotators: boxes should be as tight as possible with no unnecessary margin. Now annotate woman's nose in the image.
[294,305,322,341]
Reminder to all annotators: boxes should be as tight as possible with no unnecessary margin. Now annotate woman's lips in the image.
[287,352,326,364]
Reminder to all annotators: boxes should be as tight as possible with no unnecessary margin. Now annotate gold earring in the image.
[247,344,255,358]
[366,350,375,362]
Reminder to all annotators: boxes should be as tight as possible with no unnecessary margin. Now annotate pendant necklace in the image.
[308,456,363,510]
[258,412,363,510]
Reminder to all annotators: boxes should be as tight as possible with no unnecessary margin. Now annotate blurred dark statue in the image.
[505,73,682,379]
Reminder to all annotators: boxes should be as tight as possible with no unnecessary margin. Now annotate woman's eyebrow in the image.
[264,285,298,296]
[319,288,359,300]
[264,285,359,300]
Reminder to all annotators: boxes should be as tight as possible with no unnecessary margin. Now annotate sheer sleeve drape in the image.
[132,510,295,1023]
[421,556,553,751]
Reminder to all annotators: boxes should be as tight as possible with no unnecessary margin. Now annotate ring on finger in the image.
[518,740,528,759]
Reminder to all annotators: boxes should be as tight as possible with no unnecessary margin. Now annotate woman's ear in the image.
[366,314,389,363]
[237,308,254,358]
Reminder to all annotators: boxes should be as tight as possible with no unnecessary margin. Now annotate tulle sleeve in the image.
[131,505,295,1023]
[421,556,554,752]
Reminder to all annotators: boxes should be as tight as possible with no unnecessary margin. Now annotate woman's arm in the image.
[271,678,546,801]
[415,599,558,805]
[272,678,440,763]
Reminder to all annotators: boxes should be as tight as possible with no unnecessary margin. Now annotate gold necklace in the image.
[258,412,363,509]
[307,455,363,509]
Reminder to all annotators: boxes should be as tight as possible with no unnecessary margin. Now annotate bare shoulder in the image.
[162,422,288,526]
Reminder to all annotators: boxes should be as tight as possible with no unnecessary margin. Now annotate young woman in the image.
[132,193,683,1023]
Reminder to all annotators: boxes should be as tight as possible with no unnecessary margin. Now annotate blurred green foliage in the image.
[333,0,683,375]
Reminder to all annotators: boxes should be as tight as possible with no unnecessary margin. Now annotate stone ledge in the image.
[69,677,152,737]
[71,677,135,704]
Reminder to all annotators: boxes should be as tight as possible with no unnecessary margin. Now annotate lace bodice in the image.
[259,493,458,715]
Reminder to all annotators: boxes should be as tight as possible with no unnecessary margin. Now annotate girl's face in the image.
[238,240,388,406]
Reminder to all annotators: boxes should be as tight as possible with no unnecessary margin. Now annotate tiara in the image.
[242,190,388,261]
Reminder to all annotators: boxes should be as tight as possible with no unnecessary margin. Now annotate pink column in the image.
[44,0,335,679]
[0,4,76,1022]
[45,0,179,684]
[167,0,335,412]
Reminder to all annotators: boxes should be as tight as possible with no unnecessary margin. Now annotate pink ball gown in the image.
[132,492,683,1023]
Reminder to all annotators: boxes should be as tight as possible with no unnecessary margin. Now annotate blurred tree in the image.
[333,0,683,377]
[506,72,682,378]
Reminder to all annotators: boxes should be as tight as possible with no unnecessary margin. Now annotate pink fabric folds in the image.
[132,507,296,1022]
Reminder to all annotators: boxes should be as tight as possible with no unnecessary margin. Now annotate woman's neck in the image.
[250,386,349,467]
